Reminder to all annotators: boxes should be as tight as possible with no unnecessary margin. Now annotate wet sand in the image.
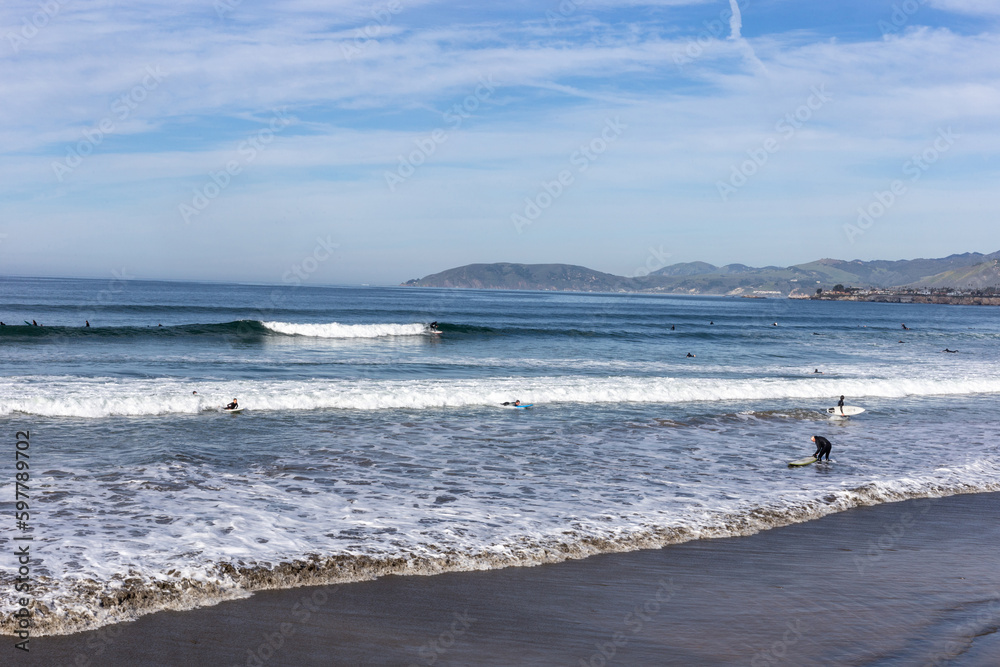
[21,492,1000,666]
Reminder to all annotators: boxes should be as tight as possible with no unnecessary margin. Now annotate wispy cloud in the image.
[728,0,742,39]
[1,0,998,282]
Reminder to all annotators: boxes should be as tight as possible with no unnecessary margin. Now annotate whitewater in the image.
[1,277,998,635]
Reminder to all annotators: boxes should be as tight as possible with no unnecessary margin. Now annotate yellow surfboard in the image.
[788,456,817,467]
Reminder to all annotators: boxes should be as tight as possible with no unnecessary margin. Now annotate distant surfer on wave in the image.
[813,369,823,374]
[811,435,832,462]
[224,398,239,411]
[501,400,521,407]
[942,348,958,353]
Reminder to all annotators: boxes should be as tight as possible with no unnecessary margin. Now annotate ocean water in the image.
[1,276,999,635]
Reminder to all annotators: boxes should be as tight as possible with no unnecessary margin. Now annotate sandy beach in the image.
[17,491,1000,666]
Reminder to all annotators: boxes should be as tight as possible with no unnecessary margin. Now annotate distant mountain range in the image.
[402,251,1000,296]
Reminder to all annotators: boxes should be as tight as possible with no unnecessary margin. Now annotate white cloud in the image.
[728,0,742,39]
[2,1,1000,279]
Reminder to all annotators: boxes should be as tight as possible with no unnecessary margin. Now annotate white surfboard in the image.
[223,406,244,414]
[826,405,865,417]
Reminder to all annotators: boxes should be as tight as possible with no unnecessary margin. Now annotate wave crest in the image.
[261,321,428,338]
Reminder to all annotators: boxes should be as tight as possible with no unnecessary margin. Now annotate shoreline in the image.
[19,491,1000,666]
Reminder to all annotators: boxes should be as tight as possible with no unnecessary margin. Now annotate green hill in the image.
[403,251,1000,295]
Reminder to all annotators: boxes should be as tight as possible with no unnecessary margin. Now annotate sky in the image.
[0,0,998,285]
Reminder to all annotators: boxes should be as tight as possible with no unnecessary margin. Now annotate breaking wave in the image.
[260,321,428,338]
[4,475,998,637]
[2,375,1000,418]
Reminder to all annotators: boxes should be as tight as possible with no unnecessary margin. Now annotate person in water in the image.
[32,320,38,326]
[224,398,239,410]
[943,348,958,353]
[501,400,521,406]
[85,321,90,327]
[837,395,845,414]
[811,435,832,462]
[901,323,909,330]
[430,321,439,330]
[813,369,823,374]
[686,352,695,358]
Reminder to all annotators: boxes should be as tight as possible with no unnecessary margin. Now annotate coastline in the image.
[20,491,1000,666]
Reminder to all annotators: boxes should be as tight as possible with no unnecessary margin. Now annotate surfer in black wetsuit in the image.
[501,400,521,406]
[942,349,958,353]
[811,435,832,462]
[686,352,695,358]
[837,395,845,414]
[224,398,239,410]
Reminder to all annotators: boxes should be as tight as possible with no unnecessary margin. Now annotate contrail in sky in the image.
[729,0,742,40]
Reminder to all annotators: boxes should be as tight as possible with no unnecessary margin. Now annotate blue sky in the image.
[1,0,998,284]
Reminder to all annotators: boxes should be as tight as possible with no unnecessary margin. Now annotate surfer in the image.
[942,348,958,353]
[501,400,521,406]
[686,352,695,358]
[811,435,832,462]
[813,369,823,374]
[671,325,675,331]
[85,320,90,327]
[430,321,439,331]
[32,320,38,326]
[837,395,845,414]
[901,323,909,330]
[224,398,239,411]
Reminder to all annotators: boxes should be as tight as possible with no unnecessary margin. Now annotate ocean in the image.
[2,276,999,636]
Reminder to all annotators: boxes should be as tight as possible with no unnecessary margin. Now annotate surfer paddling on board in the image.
[501,400,521,407]
[811,435,832,462]
[224,398,239,411]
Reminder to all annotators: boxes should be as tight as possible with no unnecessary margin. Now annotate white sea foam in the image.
[4,462,999,636]
[261,321,427,338]
[3,374,1000,418]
